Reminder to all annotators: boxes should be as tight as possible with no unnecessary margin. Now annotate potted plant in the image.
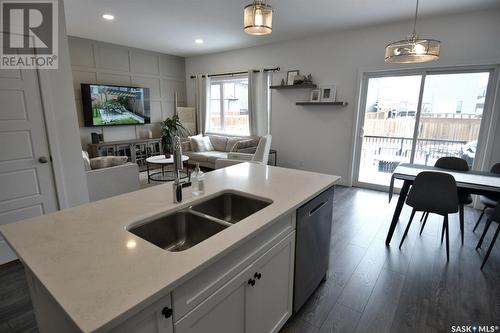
[160,115,186,158]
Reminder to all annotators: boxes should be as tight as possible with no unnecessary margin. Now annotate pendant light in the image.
[244,0,273,36]
[385,0,440,63]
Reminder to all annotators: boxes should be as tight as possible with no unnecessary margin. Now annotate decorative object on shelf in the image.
[280,78,286,86]
[385,0,440,63]
[310,89,321,102]
[287,70,299,85]
[160,115,186,158]
[91,132,100,144]
[303,74,313,85]
[293,75,306,85]
[243,0,273,36]
[320,85,336,102]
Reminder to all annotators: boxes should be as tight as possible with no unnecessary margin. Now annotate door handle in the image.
[38,156,49,164]
[309,201,327,216]
[161,307,173,319]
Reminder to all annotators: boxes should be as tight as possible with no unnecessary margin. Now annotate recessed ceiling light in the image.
[102,14,115,21]
[195,39,204,44]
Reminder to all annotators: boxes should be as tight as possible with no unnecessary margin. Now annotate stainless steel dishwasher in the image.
[293,186,335,313]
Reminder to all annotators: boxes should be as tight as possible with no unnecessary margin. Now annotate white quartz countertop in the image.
[0,163,340,332]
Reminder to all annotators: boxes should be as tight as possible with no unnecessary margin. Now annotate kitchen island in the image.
[0,163,339,333]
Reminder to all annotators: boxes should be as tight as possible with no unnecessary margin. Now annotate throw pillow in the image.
[190,135,214,152]
[208,135,228,151]
[188,134,202,152]
[232,139,257,152]
[90,156,128,170]
[226,137,242,152]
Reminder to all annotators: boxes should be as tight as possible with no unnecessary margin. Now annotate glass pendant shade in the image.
[385,0,440,64]
[244,1,273,35]
[385,35,440,63]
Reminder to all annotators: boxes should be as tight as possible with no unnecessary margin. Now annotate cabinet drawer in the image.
[172,213,294,321]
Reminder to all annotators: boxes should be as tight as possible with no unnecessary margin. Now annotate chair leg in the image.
[419,212,430,235]
[473,207,486,232]
[399,208,417,249]
[444,215,450,261]
[459,204,465,245]
[441,221,446,244]
[476,218,493,250]
[481,223,500,270]
[420,212,426,222]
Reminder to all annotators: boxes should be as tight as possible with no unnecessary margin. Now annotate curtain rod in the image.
[189,67,280,79]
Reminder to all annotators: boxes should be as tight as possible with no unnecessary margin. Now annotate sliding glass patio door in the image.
[355,69,493,188]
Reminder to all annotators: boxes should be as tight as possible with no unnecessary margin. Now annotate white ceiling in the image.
[64,0,500,57]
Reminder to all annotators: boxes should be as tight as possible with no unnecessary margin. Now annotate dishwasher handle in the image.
[309,201,327,216]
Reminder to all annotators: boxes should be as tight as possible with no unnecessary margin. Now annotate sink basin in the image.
[128,211,227,252]
[191,192,272,224]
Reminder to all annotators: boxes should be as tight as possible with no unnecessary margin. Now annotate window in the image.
[208,76,249,135]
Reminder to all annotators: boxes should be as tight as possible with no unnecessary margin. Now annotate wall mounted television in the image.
[81,83,151,127]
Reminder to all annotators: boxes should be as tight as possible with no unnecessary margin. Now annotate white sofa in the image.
[215,135,272,169]
[83,152,140,201]
[182,134,260,169]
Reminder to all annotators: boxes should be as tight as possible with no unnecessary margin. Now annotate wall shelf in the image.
[296,101,348,106]
[270,84,317,90]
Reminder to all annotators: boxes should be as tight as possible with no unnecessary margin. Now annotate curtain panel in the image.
[195,74,211,135]
[248,70,272,136]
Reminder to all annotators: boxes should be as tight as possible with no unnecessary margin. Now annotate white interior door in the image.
[0,67,58,264]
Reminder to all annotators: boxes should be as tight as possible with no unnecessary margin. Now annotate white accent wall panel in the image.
[68,36,186,148]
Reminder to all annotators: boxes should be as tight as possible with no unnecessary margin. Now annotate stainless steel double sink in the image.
[127,191,272,252]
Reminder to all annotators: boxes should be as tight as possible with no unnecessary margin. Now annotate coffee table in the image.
[146,155,190,183]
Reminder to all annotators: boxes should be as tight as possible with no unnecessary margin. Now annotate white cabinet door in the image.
[246,232,295,333]
[174,265,253,333]
[110,295,173,333]
[174,231,295,333]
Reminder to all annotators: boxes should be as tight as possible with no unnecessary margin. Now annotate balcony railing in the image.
[361,135,470,173]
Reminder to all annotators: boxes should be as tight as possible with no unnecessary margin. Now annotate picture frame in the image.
[310,89,321,102]
[287,70,299,86]
[320,85,336,102]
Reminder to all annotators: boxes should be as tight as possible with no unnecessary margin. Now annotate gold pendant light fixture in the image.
[385,0,440,63]
[244,0,273,36]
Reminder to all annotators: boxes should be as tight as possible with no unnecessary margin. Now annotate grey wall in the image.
[67,37,186,148]
[38,0,89,207]
[186,9,500,185]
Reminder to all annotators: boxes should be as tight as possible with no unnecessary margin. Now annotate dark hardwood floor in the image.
[1,186,499,333]
[281,186,500,333]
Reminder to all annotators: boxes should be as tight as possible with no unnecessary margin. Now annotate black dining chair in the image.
[399,171,459,261]
[419,157,472,244]
[473,163,500,232]
[476,203,500,269]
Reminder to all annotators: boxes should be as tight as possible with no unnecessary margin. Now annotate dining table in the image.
[385,163,500,245]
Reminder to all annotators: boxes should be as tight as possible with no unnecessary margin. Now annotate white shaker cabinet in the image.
[175,231,295,333]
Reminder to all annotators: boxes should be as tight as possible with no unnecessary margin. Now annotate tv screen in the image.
[81,83,151,127]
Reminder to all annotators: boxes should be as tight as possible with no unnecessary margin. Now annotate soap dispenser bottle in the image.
[191,163,205,196]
